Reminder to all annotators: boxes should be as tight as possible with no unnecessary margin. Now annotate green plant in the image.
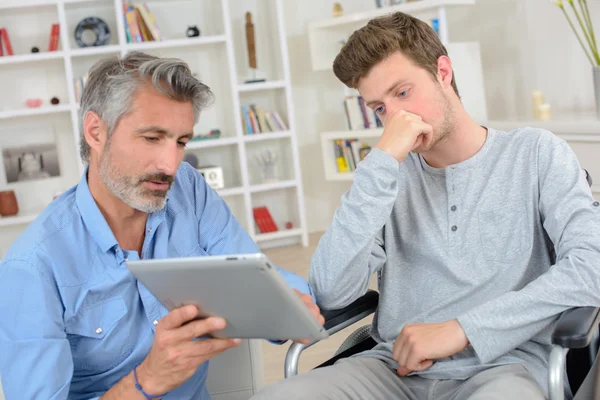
[554,0,599,66]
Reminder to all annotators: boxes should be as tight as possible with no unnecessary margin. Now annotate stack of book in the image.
[241,105,288,135]
[333,139,372,173]
[123,3,163,44]
[344,95,383,131]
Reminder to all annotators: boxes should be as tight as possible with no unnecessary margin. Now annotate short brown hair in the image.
[333,12,459,96]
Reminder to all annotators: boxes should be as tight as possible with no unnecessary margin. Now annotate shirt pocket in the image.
[477,199,533,263]
[65,296,134,373]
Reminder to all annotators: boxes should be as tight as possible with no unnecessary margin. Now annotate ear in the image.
[436,55,453,90]
[83,111,107,155]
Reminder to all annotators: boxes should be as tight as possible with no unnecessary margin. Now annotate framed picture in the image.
[2,143,61,184]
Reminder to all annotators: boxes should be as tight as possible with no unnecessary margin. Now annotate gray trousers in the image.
[252,358,546,400]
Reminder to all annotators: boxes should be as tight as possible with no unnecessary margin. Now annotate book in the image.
[250,105,263,133]
[48,24,60,52]
[123,5,132,44]
[0,28,13,56]
[0,33,3,56]
[140,3,162,41]
[247,106,258,133]
[344,96,363,130]
[335,140,350,173]
[241,106,253,135]
[125,6,143,43]
[253,206,278,233]
[357,97,370,129]
[134,5,153,41]
[255,105,269,133]
[271,112,288,131]
[264,112,277,132]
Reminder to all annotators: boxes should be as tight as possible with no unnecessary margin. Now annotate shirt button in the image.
[153,320,159,326]
[451,205,457,211]
[594,201,599,207]
[147,228,152,233]
[96,328,103,334]
[451,225,458,232]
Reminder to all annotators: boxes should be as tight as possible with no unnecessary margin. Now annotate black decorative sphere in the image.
[50,97,60,105]
[31,47,40,53]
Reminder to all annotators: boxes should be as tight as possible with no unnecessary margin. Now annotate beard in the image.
[98,143,174,213]
[414,87,457,153]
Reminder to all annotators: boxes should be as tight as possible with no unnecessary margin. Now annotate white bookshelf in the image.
[0,0,308,256]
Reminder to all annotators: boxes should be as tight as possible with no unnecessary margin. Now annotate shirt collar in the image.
[76,166,119,253]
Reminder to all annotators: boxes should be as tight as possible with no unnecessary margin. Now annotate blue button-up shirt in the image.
[0,162,311,400]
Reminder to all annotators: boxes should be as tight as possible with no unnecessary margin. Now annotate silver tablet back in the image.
[127,253,328,342]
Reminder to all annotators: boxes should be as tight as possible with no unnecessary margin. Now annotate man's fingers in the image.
[159,305,200,331]
[396,365,413,376]
[185,337,242,361]
[293,289,325,325]
[178,317,227,341]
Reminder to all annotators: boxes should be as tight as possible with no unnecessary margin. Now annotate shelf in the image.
[250,180,297,194]
[0,212,39,227]
[217,186,244,197]
[243,131,291,142]
[0,52,65,66]
[255,228,303,242]
[237,80,286,93]
[322,129,383,140]
[309,0,476,29]
[486,117,600,136]
[126,35,227,52]
[0,104,73,120]
[186,136,239,150]
[0,0,58,10]
[63,0,113,5]
[70,45,122,57]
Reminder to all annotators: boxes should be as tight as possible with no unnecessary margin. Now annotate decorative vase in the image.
[186,26,200,38]
[0,190,19,216]
[594,67,600,119]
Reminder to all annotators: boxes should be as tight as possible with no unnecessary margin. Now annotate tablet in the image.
[126,253,328,342]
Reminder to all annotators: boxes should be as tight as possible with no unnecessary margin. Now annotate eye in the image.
[398,90,409,98]
[177,141,188,148]
[375,105,385,115]
[145,137,159,143]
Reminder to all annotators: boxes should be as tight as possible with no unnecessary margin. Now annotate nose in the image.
[156,143,182,177]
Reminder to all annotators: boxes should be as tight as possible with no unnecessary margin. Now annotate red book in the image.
[49,24,60,51]
[0,33,3,56]
[0,28,13,56]
[253,207,278,233]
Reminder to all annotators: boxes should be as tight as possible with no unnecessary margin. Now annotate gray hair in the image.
[78,51,214,163]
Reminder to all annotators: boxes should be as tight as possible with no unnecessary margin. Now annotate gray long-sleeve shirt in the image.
[309,127,600,394]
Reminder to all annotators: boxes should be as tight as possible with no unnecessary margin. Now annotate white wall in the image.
[284,0,600,234]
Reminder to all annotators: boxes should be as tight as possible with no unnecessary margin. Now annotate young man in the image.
[0,52,323,400]
[253,11,600,400]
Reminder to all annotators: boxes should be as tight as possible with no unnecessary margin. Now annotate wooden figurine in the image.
[246,12,257,70]
[332,2,344,17]
[244,11,265,83]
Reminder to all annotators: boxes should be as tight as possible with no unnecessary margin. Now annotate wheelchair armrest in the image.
[284,290,379,378]
[552,307,600,348]
[322,290,380,334]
